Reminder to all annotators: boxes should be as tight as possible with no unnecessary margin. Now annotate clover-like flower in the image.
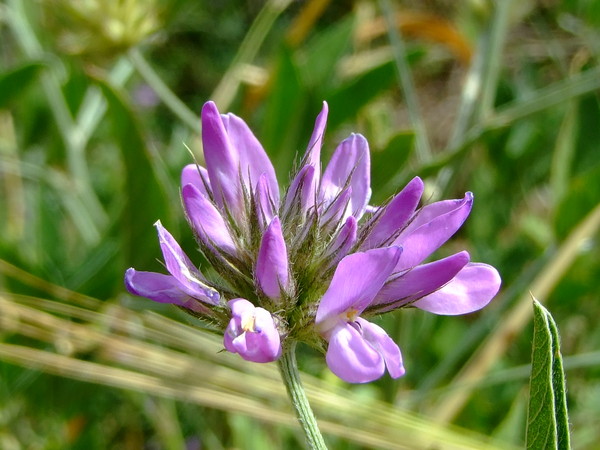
[125,100,501,382]
[224,299,281,363]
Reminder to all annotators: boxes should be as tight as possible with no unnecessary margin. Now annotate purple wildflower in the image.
[124,221,219,313]
[256,217,290,300]
[224,299,281,363]
[125,100,501,381]
[315,247,405,383]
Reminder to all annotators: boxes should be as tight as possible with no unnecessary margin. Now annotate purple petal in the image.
[256,217,289,299]
[201,101,242,214]
[125,269,188,304]
[361,177,424,250]
[321,133,371,219]
[181,164,211,198]
[372,251,470,311]
[284,164,316,215]
[224,299,281,363]
[413,263,501,315]
[154,221,219,304]
[393,192,473,271]
[320,187,352,228]
[325,322,386,383]
[220,113,280,204]
[323,216,358,268]
[356,318,404,379]
[224,298,253,353]
[244,307,282,360]
[304,101,328,188]
[255,173,276,230]
[227,297,255,320]
[124,269,213,313]
[315,246,402,328]
[182,184,237,256]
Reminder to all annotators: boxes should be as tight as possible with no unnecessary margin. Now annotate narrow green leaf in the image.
[526,299,571,450]
[260,45,307,174]
[299,15,354,91]
[379,0,432,162]
[0,62,45,108]
[92,76,173,269]
[370,131,414,203]
[550,100,579,205]
[327,62,396,130]
[554,164,600,240]
[489,66,600,131]
[548,310,570,449]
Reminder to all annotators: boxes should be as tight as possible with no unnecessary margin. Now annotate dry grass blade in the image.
[0,291,511,449]
[429,201,600,422]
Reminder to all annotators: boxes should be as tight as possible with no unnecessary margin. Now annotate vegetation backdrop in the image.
[1,0,600,448]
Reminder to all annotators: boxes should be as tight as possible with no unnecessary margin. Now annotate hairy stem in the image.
[278,342,327,449]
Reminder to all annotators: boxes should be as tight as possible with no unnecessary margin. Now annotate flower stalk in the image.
[278,342,327,450]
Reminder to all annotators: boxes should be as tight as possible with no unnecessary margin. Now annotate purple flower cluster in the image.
[125,101,501,383]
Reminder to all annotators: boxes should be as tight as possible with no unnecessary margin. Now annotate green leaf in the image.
[298,15,354,91]
[554,163,600,240]
[92,76,174,269]
[0,61,45,108]
[327,62,396,130]
[370,131,414,203]
[526,299,571,450]
[260,45,307,174]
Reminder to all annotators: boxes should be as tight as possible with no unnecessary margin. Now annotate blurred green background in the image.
[1,0,600,448]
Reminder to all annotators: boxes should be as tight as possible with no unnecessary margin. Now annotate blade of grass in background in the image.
[2,1,600,447]
[211,0,293,110]
[429,202,600,423]
[0,292,512,450]
[6,0,107,234]
[379,0,431,163]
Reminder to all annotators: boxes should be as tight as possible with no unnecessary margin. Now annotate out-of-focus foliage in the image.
[1,0,600,448]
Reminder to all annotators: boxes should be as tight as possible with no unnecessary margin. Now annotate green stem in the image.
[475,0,513,122]
[8,0,107,239]
[74,57,134,151]
[379,0,432,163]
[278,342,327,449]
[211,0,292,110]
[128,48,201,134]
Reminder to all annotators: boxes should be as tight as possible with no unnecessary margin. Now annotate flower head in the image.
[224,299,281,363]
[125,100,501,381]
